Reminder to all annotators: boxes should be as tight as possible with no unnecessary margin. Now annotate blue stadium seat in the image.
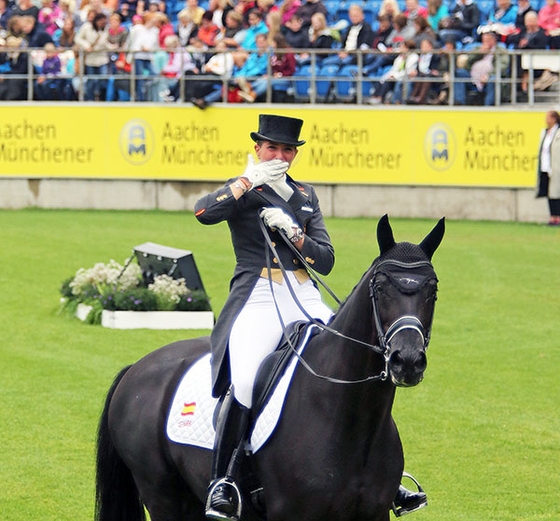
[293,65,314,102]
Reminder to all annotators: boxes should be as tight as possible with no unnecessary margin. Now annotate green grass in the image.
[1,209,559,521]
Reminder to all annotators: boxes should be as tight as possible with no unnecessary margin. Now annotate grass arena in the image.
[1,106,559,520]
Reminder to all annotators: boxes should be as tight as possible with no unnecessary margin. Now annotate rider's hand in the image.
[260,207,299,239]
[240,154,288,189]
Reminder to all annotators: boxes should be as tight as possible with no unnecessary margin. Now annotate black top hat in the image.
[250,114,306,146]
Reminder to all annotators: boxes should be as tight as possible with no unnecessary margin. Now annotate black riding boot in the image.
[392,472,427,517]
[205,389,250,521]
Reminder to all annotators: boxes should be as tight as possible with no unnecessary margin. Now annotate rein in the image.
[259,217,389,384]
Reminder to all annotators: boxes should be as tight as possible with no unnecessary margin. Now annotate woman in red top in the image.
[197,10,220,46]
[538,0,560,47]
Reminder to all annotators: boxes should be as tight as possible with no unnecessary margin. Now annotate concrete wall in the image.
[0,178,549,223]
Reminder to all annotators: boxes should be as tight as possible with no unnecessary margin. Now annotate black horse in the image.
[95,215,445,521]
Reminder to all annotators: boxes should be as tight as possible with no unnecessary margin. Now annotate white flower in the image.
[148,274,189,305]
[70,259,142,296]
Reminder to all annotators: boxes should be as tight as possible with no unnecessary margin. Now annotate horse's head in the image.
[370,215,444,387]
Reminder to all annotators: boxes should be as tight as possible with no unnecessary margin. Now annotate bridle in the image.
[258,217,438,385]
[369,258,436,356]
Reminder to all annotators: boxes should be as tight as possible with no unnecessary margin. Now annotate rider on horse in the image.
[194,114,427,521]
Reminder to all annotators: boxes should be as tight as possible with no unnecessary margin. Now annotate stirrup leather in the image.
[205,477,243,521]
[391,472,428,517]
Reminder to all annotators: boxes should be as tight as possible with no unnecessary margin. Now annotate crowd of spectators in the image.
[0,0,559,104]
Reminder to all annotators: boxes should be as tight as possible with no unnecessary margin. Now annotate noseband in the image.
[369,259,437,380]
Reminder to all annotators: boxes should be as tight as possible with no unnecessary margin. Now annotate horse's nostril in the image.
[390,351,403,365]
[415,352,427,372]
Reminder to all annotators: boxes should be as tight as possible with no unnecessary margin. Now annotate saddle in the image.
[252,320,318,416]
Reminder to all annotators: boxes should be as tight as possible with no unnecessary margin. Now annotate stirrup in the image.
[391,472,428,517]
[205,477,242,521]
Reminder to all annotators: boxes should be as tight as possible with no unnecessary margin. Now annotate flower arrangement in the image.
[60,259,211,324]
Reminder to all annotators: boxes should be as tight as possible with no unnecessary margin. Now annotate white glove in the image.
[241,154,288,189]
[267,176,294,201]
[260,207,299,239]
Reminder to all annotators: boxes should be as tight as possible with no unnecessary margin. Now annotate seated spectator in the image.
[407,37,439,104]
[514,0,537,32]
[53,16,77,47]
[255,0,278,20]
[266,10,283,41]
[197,10,220,47]
[438,0,480,43]
[295,0,327,29]
[372,13,394,50]
[412,15,437,47]
[35,41,66,99]
[6,15,24,38]
[175,41,246,101]
[116,2,133,24]
[454,30,510,106]
[478,0,517,39]
[20,15,54,47]
[508,11,552,95]
[151,34,197,99]
[0,36,28,100]
[279,0,301,25]
[0,0,11,32]
[282,13,310,49]
[39,0,63,36]
[237,32,296,102]
[404,0,428,24]
[427,0,448,32]
[487,0,517,26]
[367,39,418,104]
[185,0,205,26]
[215,10,246,48]
[191,31,268,108]
[322,4,374,67]
[233,0,256,26]
[538,0,560,48]
[208,0,234,29]
[176,9,198,46]
[297,11,335,64]
[240,8,268,50]
[378,0,401,21]
[364,13,415,75]
[59,0,83,31]
[11,0,40,21]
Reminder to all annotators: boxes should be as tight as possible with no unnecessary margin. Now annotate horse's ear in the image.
[377,214,396,255]
[419,217,445,260]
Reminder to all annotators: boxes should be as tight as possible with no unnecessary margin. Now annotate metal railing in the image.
[0,46,558,106]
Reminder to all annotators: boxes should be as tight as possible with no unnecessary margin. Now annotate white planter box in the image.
[101,310,214,330]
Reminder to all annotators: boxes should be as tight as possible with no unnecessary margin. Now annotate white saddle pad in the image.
[166,325,317,453]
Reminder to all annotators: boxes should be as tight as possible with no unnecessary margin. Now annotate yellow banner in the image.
[0,106,542,187]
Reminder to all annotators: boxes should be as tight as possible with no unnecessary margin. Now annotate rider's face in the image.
[255,141,298,166]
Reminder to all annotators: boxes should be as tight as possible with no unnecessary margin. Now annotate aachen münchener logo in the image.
[119,119,154,165]
[423,123,456,172]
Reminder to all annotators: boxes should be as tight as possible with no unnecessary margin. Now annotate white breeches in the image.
[228,272,333,408]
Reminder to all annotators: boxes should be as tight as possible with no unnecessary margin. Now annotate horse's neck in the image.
[301,274,396,433]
